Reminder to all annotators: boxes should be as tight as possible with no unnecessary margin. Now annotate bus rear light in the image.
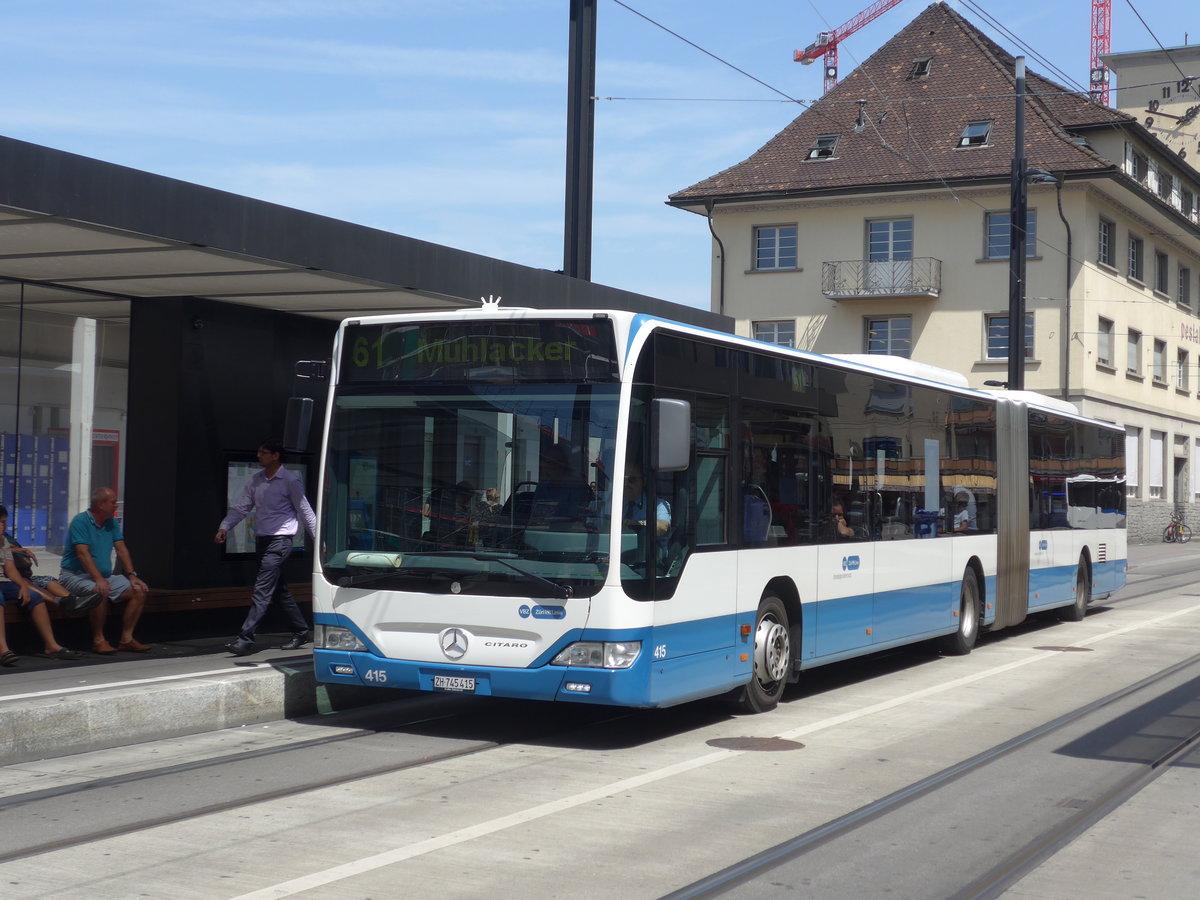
[315,625,367,652]
[551,640,641,669]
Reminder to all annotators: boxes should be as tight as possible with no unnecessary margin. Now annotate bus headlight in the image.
[315,625,367,652]
[551,641,641,669]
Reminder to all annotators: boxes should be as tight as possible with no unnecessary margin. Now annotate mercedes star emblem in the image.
[440,627,468,660]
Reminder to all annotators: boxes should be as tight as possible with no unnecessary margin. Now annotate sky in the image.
[0,0,1189,311]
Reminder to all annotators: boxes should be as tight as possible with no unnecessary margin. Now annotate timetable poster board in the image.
[223,461,309,556]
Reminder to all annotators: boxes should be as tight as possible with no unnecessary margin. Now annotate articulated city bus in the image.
[308,303,1126,713]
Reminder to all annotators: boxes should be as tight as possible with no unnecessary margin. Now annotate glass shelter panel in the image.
[0,280,130,572]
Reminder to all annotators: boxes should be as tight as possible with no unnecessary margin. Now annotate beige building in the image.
[669,2,1200,540]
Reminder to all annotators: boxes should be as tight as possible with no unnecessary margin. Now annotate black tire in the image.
[1163,525,1176,543]
[938,568,981,655]
[733,594,791,714]
[1060,562,1091,622]
[1179,525,1192,545]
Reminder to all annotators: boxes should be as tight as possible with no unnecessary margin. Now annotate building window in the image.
[1158,168,1174,200]
[864,315,912,357]
[1153,339,1167,382]
[1178,348,1190,391]
[1149,430,1165,499]
[909,57,932,78]
[984,210,1037,259]
[1098,218,1114,267]
[753,321,796,347]
[1181,266,1193,311]
[1097,317,1114,367]
[1193,439,1200,500]
[1126,429,1140,498]
[754,225,797,270]
[1127,328,1142,374]
[1155,250,1170,294]
[985,312,1034,360]
[1132,150,1148,184]
[1128,236,1144,282]
[1183,190,1196,218]
[806,135,839,160]
[958,121,993,147]
[867,218,913,261]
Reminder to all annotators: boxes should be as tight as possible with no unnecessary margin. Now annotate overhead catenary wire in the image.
[609,0,1199,329]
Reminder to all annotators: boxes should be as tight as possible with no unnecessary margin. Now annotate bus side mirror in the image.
[283,397,313,452]
[283,359,329,453]
[652,398,691,472]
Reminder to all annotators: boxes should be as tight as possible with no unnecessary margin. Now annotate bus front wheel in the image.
[734,594,791,714]
[938,568,981,655]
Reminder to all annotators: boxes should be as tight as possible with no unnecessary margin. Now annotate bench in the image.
[3,582,313,624]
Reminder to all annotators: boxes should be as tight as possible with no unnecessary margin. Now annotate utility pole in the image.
[1007,57,1028,391]
[564,0,596,280]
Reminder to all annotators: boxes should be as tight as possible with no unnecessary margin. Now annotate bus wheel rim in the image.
[755,617,790,684]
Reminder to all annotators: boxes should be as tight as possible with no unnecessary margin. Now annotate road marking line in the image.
[229,602,1200,900]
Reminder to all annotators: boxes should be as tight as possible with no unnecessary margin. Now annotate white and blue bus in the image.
[310,304,1126,713]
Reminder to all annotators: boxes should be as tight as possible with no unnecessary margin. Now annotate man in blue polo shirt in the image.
[58,486,151,654]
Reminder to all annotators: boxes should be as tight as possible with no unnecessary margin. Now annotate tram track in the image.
[0,700,642,865]
[660,650,1200,900]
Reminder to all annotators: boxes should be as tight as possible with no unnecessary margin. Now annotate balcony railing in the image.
[822,257,942,298]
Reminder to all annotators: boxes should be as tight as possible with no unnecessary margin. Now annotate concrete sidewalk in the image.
[0,617,411,766]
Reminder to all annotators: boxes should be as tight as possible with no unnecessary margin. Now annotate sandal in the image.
[0,650,17,667]
[40,648,84,661]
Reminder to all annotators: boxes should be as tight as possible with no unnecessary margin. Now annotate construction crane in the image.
[1090,0,1112,106]
[794,0,906,95]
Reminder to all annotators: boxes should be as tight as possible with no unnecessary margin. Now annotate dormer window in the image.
[806,134,839,160]
[958,121,993,148]
[910,57,932,79]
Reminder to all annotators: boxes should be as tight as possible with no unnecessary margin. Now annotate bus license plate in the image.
[433,675,476,693]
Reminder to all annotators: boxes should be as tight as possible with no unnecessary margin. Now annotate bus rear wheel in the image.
[938,568,981,655]
[734,594,791,714]
[1060,562,1091,621]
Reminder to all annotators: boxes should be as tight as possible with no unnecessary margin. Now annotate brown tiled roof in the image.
[669,2,1131,205]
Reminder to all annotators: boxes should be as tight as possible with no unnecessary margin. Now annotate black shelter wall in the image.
[125,297,336,589]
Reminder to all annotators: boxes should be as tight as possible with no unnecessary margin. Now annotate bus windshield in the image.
[321,383,620,598]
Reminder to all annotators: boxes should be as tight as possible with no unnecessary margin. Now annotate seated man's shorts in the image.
[56,570,133,603]
[0,581,47,608]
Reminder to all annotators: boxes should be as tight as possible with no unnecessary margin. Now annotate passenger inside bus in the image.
[829,500,856,539]
[953,489,977,533]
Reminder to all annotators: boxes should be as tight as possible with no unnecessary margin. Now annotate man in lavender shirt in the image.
[216,439,317,656]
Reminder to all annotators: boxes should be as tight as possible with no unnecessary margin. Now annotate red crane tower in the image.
[794,0,906,95]
[1090,0,1112,106]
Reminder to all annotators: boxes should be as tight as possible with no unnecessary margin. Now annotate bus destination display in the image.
[341,319,619,384]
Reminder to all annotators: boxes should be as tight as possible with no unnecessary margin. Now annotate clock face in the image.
[1144,98,1200,159]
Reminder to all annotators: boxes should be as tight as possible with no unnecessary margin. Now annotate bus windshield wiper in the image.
[336,568,423,588]
[410,550,574,599]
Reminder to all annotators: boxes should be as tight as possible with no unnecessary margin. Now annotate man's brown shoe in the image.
[117,639,152,653]
[93,640,117,655]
